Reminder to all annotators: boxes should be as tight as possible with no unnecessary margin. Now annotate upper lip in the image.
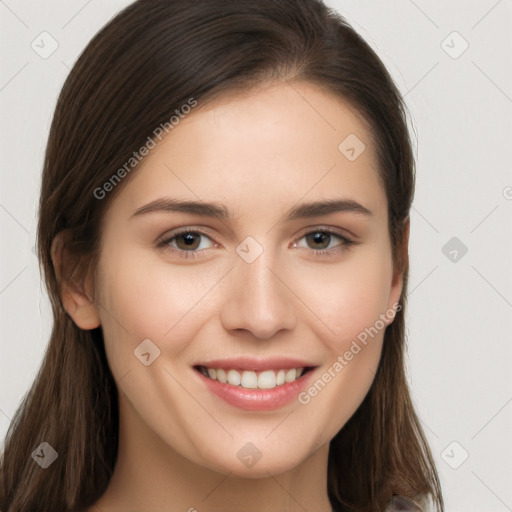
[194,357,318,372]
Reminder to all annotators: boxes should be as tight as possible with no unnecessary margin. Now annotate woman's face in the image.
[90,81,403,477]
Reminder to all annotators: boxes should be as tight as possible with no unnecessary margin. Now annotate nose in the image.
[219,248,297,340]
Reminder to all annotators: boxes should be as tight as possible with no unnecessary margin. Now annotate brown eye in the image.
[293,228,355,258]
[304,232,333,250]
[174,232,202,251]
[158,229,215,259]
[298,230,350,251]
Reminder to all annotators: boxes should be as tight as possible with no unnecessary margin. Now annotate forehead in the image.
[107,81,386,223]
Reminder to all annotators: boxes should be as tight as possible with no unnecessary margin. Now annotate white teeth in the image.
[285,368,297,383]
[258,370,276,389]
[227,369,241,386]
[199,366,307,389]
[216,368,227,383]
[240,371,258,389]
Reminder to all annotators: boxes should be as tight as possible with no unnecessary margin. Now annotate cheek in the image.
[293,251,394,436]
[295,248,394,431]
[292,247,393,351]
[94,251,226,374]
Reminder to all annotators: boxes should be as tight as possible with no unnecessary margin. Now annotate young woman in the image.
[0,1,444,510]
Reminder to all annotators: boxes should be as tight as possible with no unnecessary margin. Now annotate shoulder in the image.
[384,495,424,512]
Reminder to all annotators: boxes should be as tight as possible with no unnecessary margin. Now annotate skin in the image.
[55,80,407,512]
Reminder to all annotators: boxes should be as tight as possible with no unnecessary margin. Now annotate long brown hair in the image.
[0,1,443,510]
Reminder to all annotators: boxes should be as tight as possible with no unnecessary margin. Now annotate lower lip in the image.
[195,368,316,411]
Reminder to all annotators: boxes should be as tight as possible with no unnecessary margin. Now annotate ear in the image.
[386,217,410,316]
[51,230,101,330]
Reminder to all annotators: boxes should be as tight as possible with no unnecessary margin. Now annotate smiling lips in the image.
[193,357,317,411]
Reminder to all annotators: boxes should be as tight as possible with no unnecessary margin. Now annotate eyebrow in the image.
[130,197,372,221]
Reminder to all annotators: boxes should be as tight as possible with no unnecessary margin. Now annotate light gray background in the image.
[1,1,511,510]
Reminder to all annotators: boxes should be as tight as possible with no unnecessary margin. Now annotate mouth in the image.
[193,364,316,390]
[192,357,319,411]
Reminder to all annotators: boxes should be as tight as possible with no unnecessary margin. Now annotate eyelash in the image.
[157,227,356,260]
